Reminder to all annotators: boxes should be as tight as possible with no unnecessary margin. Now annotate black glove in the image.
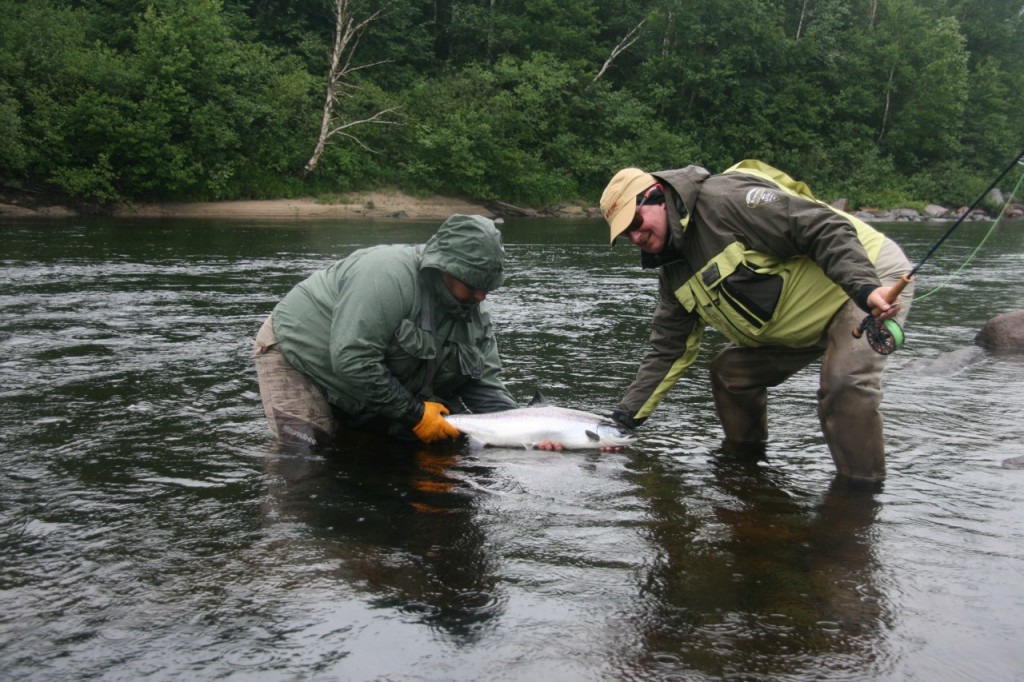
[610,409,642,431]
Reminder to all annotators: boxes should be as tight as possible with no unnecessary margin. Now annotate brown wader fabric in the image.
[709,239,914,481]
[253,315,336,447]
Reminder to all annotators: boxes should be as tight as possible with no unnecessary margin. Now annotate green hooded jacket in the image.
[271,214,515,428]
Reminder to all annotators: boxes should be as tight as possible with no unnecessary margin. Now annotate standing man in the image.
[600,160,912,482]
[253,214,515,447]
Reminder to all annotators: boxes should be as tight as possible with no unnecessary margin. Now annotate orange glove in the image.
[412,401,461,443]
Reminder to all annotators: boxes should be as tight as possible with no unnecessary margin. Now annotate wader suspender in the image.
[417,272,439,399]
[412,244,446,400]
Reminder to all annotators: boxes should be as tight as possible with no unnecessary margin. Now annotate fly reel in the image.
[856,316,905,355]
[851,273,912,355]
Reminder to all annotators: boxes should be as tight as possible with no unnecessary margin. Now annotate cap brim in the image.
[607,173,656,244]
[608,202,636,244]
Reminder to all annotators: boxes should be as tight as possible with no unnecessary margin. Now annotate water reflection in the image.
[624,455,888,679]
[261,435,504,641]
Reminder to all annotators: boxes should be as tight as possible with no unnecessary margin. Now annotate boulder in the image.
[890,207,922,221]
[984,188,1006,212]
[974,310,1024,352]
[1002,455,1024,469]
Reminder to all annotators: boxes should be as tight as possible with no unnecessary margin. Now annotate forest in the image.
[1,0,1022,210]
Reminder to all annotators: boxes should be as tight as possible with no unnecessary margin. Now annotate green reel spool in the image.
[859,316,905,355]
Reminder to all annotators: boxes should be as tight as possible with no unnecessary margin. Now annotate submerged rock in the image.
[904,347,986,375]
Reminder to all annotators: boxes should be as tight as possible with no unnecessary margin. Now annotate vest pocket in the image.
[719,264,783,328]
[393,319,436,359]
[454,342,485,380]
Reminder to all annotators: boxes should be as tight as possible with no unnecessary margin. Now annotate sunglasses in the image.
[624,187,665,236]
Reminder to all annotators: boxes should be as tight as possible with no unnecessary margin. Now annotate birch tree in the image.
[593,19,645,82]
[301,0,399,177]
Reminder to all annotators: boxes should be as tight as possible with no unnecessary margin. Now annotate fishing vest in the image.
[672,160,886,348]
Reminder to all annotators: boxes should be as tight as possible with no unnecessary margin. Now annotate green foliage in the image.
[0,0,1020,208]
[386,52,695,205]
[805,138,912,209]
[0,84,29,174]
[121,0,316,200]
[50,153,121,204]
[872,4,969,171]
[962,57,1024,172]
[388,54,585,204]
[907,160,990,208]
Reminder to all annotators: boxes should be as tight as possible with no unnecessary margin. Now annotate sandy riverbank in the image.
[0,190,595,221]
[3,188,1016,223]
[116,191,498,220]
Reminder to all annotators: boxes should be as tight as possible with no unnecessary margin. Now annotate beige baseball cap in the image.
[600,168,657,244]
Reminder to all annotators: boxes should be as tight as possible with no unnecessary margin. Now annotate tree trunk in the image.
[878,60,897,144]
[300,0,397,178]
[796,0,810,40]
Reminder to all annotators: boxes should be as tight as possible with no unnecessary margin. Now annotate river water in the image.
[1,216,1022,681]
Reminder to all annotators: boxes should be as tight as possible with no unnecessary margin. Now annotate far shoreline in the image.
[0,190,585,222]
[1,189,1018,223]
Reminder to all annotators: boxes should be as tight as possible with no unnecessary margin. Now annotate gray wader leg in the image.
[711,238,912,479]
[710,344,821,455]
[819,239,913,482]
[253,315,335,447]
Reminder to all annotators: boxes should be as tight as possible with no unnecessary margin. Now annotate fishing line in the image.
[853,145,1024,354]
[907,145,1024,280]
[913,164,1024,304]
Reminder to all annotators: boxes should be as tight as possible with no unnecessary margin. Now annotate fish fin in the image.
[527,390,551,408]
[585,430,600,442]
[466,435,488,449]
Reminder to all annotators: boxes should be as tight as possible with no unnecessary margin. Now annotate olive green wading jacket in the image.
[271,215,515,428]
[620,160,888,423]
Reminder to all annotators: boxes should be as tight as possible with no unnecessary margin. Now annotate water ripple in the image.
[1,219,1022,681]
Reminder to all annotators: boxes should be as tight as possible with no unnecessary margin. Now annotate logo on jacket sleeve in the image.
[745,188,780,208]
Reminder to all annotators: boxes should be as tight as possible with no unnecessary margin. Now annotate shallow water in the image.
[1,217,1022,681]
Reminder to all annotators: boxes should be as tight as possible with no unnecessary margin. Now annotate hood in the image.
[637,165,710,269]
[653,165,710,244]
[420,214,505,291]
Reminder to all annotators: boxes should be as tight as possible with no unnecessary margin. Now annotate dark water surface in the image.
[1,217,1022,681]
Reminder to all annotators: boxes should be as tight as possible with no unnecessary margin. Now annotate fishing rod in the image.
[854,144,1024,354]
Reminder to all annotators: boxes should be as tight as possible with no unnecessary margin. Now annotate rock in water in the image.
[974,310,1024,353]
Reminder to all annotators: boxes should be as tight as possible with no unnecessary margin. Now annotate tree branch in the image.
[593,19,646,82]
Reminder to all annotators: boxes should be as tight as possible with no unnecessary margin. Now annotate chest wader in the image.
[253,315,337,448]
[677,246,848,466]
[700,161,904,482]
[416,272,442,401]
